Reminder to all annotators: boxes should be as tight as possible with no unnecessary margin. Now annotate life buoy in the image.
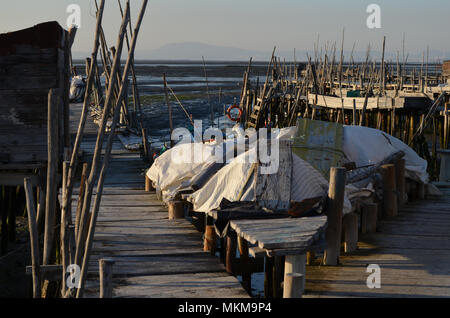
[227,104,242,122]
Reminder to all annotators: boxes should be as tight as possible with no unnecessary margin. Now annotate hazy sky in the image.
[1,0,449,60]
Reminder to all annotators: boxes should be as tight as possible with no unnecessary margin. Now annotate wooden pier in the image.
[69,103,248,298]
[305,186,450,298]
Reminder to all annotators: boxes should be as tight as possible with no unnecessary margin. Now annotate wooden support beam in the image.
[145,174,154,192]
[283,254,306,298]
[361,203,378,234]
[380,164,398,219]
[323,167,346,265]
[395,158,406,206]
[26,265,62,282]
[0,173,41,187]
[343,213,358,253]
[272,256,284,298]
[99,258,115,298]
[226,232,237,275]
[204,225,217,254]
[168,201,184,220]
[238,235,251,294]
[438,149,450,182]
[283,273,304,298]
[264,256,274,298]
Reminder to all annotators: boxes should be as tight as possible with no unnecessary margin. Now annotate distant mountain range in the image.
[73,42,450,62]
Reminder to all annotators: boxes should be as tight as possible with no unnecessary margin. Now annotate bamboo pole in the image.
[118,0,144,130]
[74,163,89,239]
[202,56,214,124]
[76,1,148,298]
[64,0,106,249]
[74,0,130,273]
[163,73,174,147]
[60,161,70,297]
[43,89,60,266]
[24,178,41,298]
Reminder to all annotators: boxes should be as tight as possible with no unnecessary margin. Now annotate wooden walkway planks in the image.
[305,188,450,298]
[69,103,248,298]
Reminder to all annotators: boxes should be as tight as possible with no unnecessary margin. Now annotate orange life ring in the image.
[227,104,243,122]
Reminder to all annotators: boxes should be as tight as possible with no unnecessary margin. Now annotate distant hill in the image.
[139,42,272,61]
[73,42,450,62]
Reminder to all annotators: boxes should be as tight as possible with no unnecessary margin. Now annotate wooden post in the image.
[264,256,274,298]
[283,254,306,298]
[238,235,251,294]
[145,174,154,192]
[394,158,406,206]
[163,73,174,148]
[273,256,284,298]
[43,89,60,266]
[168,201,184,220]
[380,164,398,219]
[306,251,315,265]
[204,225,217,254]
[438,149,450,182]
[24,178,41,298]
[323,167,346,265]
[361,203,378,234]
[226,232,237,274]
[283,273,304,298]
[352,99,356,125]
[343,213,358,253]
[99,258,115,298]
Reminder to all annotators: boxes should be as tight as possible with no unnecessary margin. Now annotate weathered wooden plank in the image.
[84,272,249,298]
[87,254,228,277]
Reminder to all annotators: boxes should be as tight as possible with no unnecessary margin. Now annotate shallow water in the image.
[73,60,270,146]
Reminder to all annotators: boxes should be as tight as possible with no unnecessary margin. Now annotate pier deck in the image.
[305,187,450,298]
[70,104,248,298]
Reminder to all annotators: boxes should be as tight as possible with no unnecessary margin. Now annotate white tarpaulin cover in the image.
[147,127,293,203]
[343,125,428,184]
[189,149,352,214]
[147,124,427,215]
